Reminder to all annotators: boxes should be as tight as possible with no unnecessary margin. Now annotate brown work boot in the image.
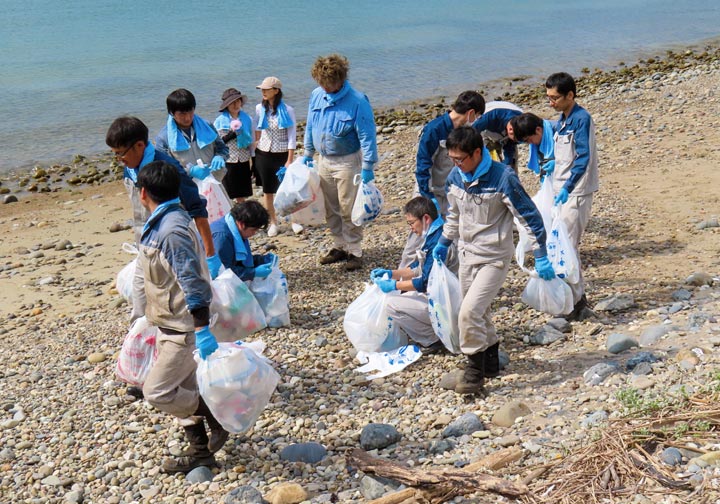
[565,294,596,322]
[319,248,348,265]
[455,352,487,396]
[161,423,216,474]
[344,254,363,271]
[484,343,501,378]
[195,398,230,453]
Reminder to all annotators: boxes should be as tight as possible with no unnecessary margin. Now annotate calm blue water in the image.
[1,0,719,173]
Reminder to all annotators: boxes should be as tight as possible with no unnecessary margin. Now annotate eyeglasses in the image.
[406,217,420,227]
[547,93,565,103]
[112,144,135,160]
[449,154,470,166]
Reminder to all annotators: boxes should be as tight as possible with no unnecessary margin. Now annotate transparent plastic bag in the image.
[274,159,314,217]
[115,316,158,387]
[249,257,290,328]
[427,258,462,354]
[195,341,280,433]
[289,165,325,226]
[196,175,232,224]
[521,273,574,316]
[547,208,579,284]
[115,243,138,302]
[343,283,403,353]
[355,344,422,380]
[210,269,267,341]
[515,175,554,262]
[351,175,384,226]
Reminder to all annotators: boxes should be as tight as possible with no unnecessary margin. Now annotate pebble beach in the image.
[1,46,720,503]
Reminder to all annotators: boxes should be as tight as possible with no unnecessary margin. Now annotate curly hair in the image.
[311,54,349,90]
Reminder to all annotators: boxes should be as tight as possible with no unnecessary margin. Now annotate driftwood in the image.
[348,448,528,503]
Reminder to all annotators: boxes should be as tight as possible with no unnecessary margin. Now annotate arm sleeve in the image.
[415,124,440,198]
[174,162,208,219]
[303,97,316,156]
[442,176,460,241]
[163,231,213,312]
[286,106,297,150]
[211,125,229,159]
[564,116,591,194]
[501,172,548,258]
[154,128,170,156]
[213,229,256,281]
[355,97,378,169]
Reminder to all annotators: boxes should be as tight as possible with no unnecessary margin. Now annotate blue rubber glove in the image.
[374,278,397,293]
[432,242,449,263]
[254,263,272,279]
[430,197,441,214]
[206,254,221,280]
[263,253,277,265]
[209,155,225,172]
[195,326,218,360]
[361,168,375,183]
[542,159,555,175]
[370,268,392,281]
[535,255,556,280]
[189,164,211,180]
[554,187,569,206]
[302,155,313,166]
[276,166,286,183]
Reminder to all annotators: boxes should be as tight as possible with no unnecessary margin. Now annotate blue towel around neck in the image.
[256,100,294,130]
[460,147,493,184]
[527,119,555,174]
[224,213,252,264]
[167,114,218,152]
[141,197,181,235]
[214,111,253,149]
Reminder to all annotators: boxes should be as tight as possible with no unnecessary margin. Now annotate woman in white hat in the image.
[253,76,301,237]
[214,88,255,203]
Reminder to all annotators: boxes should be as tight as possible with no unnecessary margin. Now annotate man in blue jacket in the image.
[433,127,555,396]
[135,161,227,474]
[303,54,378,271]
[472,100,523,171]
[546,72,598,321]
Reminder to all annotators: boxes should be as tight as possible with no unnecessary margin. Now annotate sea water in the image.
[1,0,719,172]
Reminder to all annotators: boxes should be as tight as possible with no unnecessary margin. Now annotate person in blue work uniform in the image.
[210,200,276,281]
[472,100,523,172]
[105,116,218,322]
[303,54,379,271]
[155,88,230,206]
[370,196,454,349]
[399,91,485,268]
[546,72,598,322]
[433,126,555,396]
[134,160,227,475]
[508,112,556,178]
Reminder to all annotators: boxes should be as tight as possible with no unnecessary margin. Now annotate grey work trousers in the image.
[558,193,593,304]
[385,291,438,347]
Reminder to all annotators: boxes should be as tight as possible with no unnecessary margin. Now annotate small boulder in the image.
[639,325,669,347]
[583,362,619,386]
[442,412,484,438]
[265,482,307,504]
[531,325,565,345]
[595,294,635,312]
[360,423,401,450]
[186,465,213,484]
[606,333,639,354]
[491,401,531,428]
[280,442,327,464]
[660,447,683,466]
[685,272,713,287]
[224,485,265,504]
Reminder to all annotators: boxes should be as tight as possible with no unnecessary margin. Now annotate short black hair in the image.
[404,196,437,221]
[452,91,485,115]
[509,113,544,142]
[546,72,576,97]
[106,116,149,149]
[446,125,484,155]
[229,200,270,230]
[166,88,196,114]
[136,161,180,204]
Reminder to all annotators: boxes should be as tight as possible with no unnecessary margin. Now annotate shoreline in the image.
[2,39,720,201]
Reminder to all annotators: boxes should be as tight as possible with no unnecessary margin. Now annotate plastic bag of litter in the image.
[195,341,280,433]
[210,269,267,341]
[521,272,574,316]
[343,283,403,353]
[195,175,232,224]
[515,175,554,261]
[288,164,325,226]
[249,256,290,328]
[274,159,315,217]
[351,175,384,226]
[546,208,579,284]
[426,258,462,354]
[116,243,138,302]
[115,316,158,387]
[355,344,422,380]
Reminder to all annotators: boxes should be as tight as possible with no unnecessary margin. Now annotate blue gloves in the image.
[195,326,218,360]
[433,237,452,263]
[374,278,397,293]
[276,166,286,183]
[542,160,555,174]
[189,164,211,180]
[206,254,221,279]
[254,263,272,279]
[302,155,313,166]
[210,155,226,172]
[370,268,392,281]
[361,168,375,183]
[554,187,569,206]
[263,253,277,265]
[535,255,556,280]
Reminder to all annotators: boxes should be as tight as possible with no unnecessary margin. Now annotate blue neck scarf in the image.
[256,99,294,130]
[224,213,252,265]
[527,119,555,174]
[214,111,253,149]
[460,147,492,184]
[124,142,156,184]
[166,114,218,152]
[141,197,181,235]
[323,80,350,107]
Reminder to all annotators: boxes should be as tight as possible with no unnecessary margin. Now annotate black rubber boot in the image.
[195,398,230,453]
[161,423,216,474]
[566,294,596,322]
[455,351,487,396]
[484,343,500,378]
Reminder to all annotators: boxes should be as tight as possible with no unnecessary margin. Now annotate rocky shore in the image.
[1,47,720,503]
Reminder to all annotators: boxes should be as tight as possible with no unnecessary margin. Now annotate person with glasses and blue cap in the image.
[432,126,554,396]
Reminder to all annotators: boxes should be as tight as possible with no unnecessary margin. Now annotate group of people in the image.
[105,51,597,473]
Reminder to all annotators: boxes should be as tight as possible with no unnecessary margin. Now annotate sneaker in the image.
[319,248,348,265]
[267,224,279,237]
[344,254,363,271]
[291,222,304,234]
